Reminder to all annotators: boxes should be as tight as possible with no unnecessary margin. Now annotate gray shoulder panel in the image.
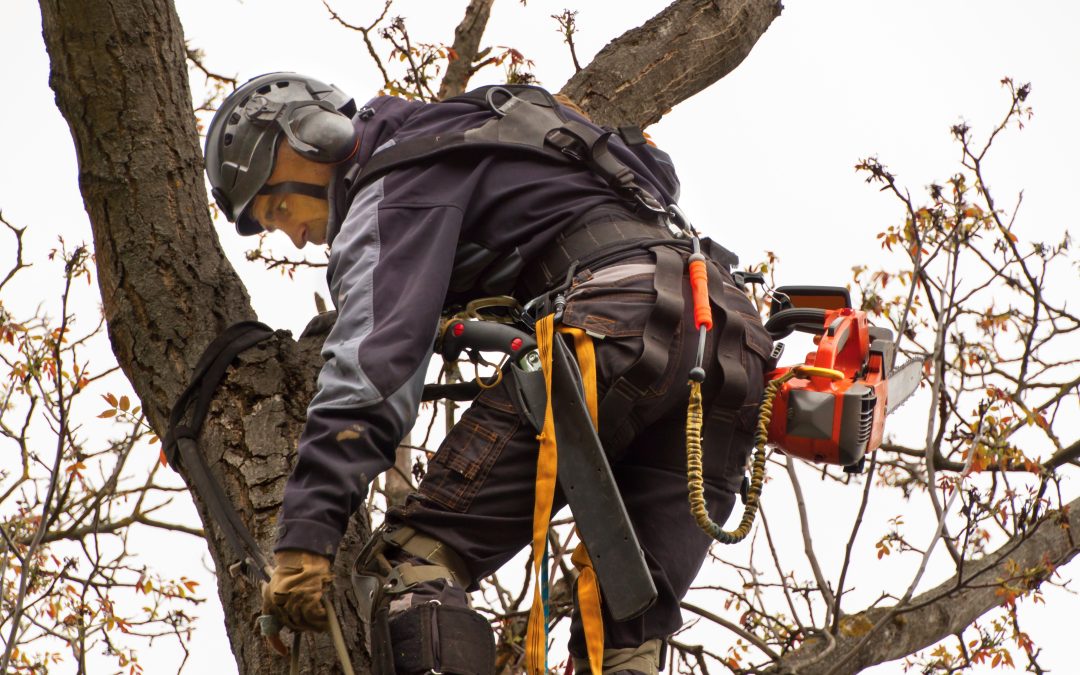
[308,178,384,411]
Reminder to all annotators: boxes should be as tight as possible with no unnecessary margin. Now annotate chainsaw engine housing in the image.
[765,306,892,469]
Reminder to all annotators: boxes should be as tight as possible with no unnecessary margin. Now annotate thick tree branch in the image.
[767,497,1080,674]
[560,0,782,127]
[437,0,495,99]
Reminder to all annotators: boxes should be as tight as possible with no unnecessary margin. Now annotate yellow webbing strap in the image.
[526,315,559,674]
[525,321,605,675]
[571,543,604,675]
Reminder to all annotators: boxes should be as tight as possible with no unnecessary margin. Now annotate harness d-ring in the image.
[485,86,514,117]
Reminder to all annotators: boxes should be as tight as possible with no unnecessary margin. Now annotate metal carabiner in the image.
[484,86,515,117]
[666,202,697,235]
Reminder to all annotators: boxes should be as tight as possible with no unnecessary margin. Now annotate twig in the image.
[831,451,877,633]
[681,600,780,660]
[1,246,85,673]
[324,0,394,87]
[785,457,837,615]
[551,10,583,73]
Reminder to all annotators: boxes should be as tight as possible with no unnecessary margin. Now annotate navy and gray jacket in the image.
[276,92,682,556]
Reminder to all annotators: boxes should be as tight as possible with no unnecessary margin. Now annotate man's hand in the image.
[262,549,333,632]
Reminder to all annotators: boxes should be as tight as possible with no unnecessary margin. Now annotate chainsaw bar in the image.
[885,358,925,415]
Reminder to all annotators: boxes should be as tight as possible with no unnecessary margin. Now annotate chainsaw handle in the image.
[765,308,827,340]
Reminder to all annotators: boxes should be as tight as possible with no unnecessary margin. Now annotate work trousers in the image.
[388,253,773,662]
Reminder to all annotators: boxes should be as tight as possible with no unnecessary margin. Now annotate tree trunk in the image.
[36,1,370,672]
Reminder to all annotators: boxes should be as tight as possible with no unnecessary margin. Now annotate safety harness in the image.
[346,85,670,219]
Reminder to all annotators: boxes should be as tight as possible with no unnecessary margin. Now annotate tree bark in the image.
[768,496,1080,675]
[437,0,496,100]
[560,0,783,128]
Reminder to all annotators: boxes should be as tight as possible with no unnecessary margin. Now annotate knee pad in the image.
[354,526,493,674]
[573,638,664,675]
[388,601,495,675]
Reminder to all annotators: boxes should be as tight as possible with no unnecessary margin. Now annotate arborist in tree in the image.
[202,72,773,675]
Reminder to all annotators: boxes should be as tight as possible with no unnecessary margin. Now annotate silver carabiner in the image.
[666,202,696,235]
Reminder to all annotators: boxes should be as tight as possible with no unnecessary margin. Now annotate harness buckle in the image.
[631,188,670,216]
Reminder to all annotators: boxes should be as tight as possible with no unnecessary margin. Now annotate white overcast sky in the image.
[2,1,1078,673]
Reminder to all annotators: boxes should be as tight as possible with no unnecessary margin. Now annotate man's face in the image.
[250,141,333,248]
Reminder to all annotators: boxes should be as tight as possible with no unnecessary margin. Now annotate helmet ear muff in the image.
[243,97,357,163]
[284,102,358,163]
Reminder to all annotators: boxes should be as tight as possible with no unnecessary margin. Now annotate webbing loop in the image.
[525,315,558,675]
[163,321,355,672]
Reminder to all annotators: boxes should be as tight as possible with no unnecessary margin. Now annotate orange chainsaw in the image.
[761,285,923,473]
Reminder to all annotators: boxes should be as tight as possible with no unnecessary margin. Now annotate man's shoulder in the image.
[389,98,493,143]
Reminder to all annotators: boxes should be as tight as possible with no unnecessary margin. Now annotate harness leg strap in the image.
[597,246,685,452]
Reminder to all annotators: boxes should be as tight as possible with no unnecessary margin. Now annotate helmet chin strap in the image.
[257,181,328,200]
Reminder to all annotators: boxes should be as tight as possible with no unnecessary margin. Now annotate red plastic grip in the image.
[689,259,712,330]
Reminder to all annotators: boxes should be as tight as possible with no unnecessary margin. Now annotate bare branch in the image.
[324,0,394,88]
[0,212,31,293]
[785,457,836,614]
[682,600,781,660]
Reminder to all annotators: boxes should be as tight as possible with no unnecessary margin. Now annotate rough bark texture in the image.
[768,496,1080,675]
[560,0,783,128]
[437,0,495,100]
[46,0,1075,672]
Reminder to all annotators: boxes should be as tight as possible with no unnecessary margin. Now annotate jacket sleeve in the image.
[275,175,464,557]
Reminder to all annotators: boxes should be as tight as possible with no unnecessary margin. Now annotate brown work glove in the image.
[262,549,333,632]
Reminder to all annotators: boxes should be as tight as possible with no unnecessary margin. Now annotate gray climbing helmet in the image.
[204,72,358,235]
